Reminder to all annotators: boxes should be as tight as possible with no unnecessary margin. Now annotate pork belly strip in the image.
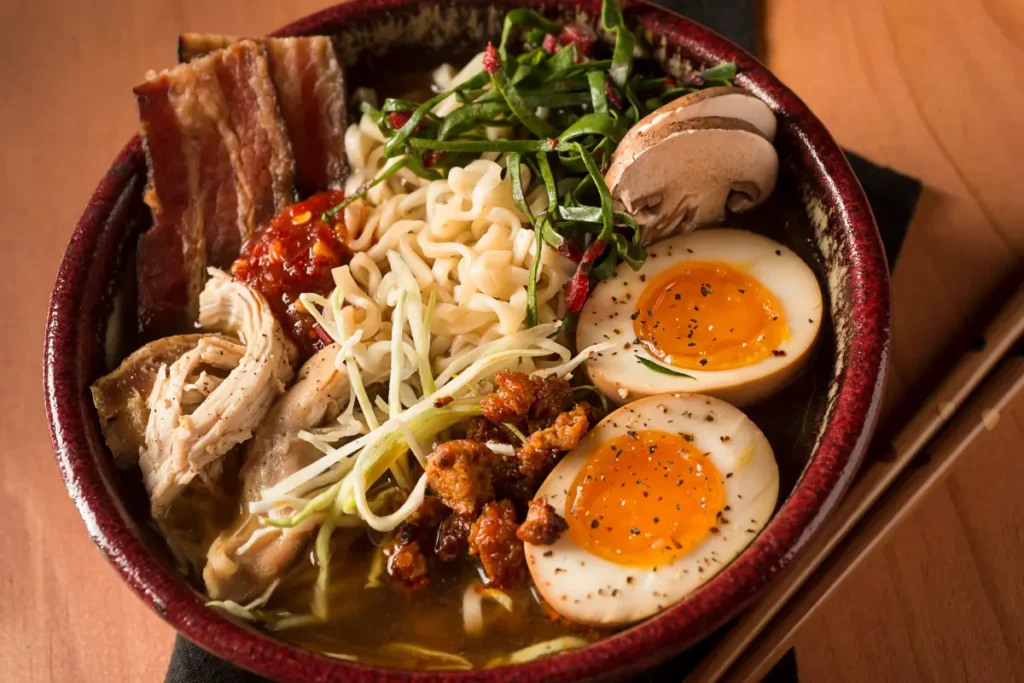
[134,40,295,339]
[180,33,348,195]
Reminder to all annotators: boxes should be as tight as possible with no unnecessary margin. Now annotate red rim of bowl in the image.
[43,0,891,680]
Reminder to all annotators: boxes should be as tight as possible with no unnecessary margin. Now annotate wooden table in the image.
[2,0,1021,680]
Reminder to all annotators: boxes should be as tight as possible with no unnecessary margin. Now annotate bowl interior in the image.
[45,1,889,681]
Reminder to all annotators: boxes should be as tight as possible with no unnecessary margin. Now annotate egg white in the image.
[577,229,824,407]
[525,393,779,627]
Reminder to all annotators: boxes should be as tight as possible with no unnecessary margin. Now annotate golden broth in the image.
[263,528,598,668]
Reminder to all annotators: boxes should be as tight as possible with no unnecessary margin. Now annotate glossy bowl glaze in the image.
[43,0,890,680]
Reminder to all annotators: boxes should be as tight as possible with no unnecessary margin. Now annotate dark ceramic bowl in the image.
[43,0,890,680]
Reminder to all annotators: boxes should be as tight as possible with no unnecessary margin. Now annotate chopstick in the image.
[684,281,1024,683]
[723,354,1024,683]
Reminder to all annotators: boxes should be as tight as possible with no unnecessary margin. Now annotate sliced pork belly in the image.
[180,33,348,195]
[134,40,295,339]
[205,343,350,602]
[143,269,297,517]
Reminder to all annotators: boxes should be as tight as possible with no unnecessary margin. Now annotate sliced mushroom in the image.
[627,86,777,143]
[605,116,778,245]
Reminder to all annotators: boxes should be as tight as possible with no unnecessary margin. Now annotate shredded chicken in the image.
[142,269,296,517]
[204,343,350,602]
[91,334,209,467]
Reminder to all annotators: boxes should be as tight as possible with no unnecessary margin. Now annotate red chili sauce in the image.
[231,191,352,357]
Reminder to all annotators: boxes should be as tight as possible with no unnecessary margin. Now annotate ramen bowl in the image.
[43,0,890,680]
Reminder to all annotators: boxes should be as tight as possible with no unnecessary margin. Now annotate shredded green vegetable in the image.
[636,355,697,378]
[486,636,591,666]
[323,0,736,322]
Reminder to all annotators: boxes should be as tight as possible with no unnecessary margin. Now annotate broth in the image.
[266,530,598,667]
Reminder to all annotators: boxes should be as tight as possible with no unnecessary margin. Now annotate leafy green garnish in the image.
[323,0,739,315]
[702,62,738,81]
[636,355,696,378]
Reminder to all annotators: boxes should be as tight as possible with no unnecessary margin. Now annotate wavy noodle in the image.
[332,113,574,379]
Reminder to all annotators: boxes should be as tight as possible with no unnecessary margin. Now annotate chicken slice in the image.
[204,343,351,602]
[91,334,209,467]
[143,269,297,517]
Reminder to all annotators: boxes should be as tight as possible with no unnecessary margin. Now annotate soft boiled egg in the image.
[524,393,779,626]
[577,229,823,407]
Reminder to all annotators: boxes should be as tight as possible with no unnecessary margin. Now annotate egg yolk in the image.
[632,260,787,371]
[564,430,726,567]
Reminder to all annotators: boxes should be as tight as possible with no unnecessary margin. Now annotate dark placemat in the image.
[165,1,920,681]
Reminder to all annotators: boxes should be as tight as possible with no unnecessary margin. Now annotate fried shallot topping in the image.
[383,496,448,590]
[516,498,568,546]
[468,500,525,588]
[425,440,495,516]
[481,370,541,423]
[435,512,474,562]
[517,403,593,477]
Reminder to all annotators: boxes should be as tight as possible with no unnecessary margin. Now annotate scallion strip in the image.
[546,42,577,73]
[545,60,612,82]
[383,72,489,157]
[609,28,635,88]
[526,221,544,327]
[536,151,558,212]
[507,152,533,221]
[611,232,646,270]
[527,151,557,327]
[602,0,625,30]
[588,70,609,116]
[499,9,560,61]
[557,206,638,229]
[485,45,557,139]
[437,102,511,140]
[408,138,562,153]
[558,112,622,144]
[572,142,614,241]
[702,62,738,81]
[322,157,410,220]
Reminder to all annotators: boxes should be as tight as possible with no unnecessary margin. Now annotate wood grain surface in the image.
[1,1,1021,681]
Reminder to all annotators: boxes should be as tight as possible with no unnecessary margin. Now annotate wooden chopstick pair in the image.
[685,282,1024,683]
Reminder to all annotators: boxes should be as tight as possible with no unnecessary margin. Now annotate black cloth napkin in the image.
[165,1,920,681]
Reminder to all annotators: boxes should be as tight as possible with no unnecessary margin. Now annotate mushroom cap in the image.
[605,116,779,245]
[631,86,777,142]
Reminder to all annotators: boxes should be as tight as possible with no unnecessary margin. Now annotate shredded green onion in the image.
[499,9,560,60]
[502,422,528,444]
[381,643,474,670]
[485,50,557,139]
[486,636,590,666]
[206,579,280,621]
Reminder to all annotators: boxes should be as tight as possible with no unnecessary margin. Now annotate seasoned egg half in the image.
[525,393,778,626]
[577,229,823,407]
